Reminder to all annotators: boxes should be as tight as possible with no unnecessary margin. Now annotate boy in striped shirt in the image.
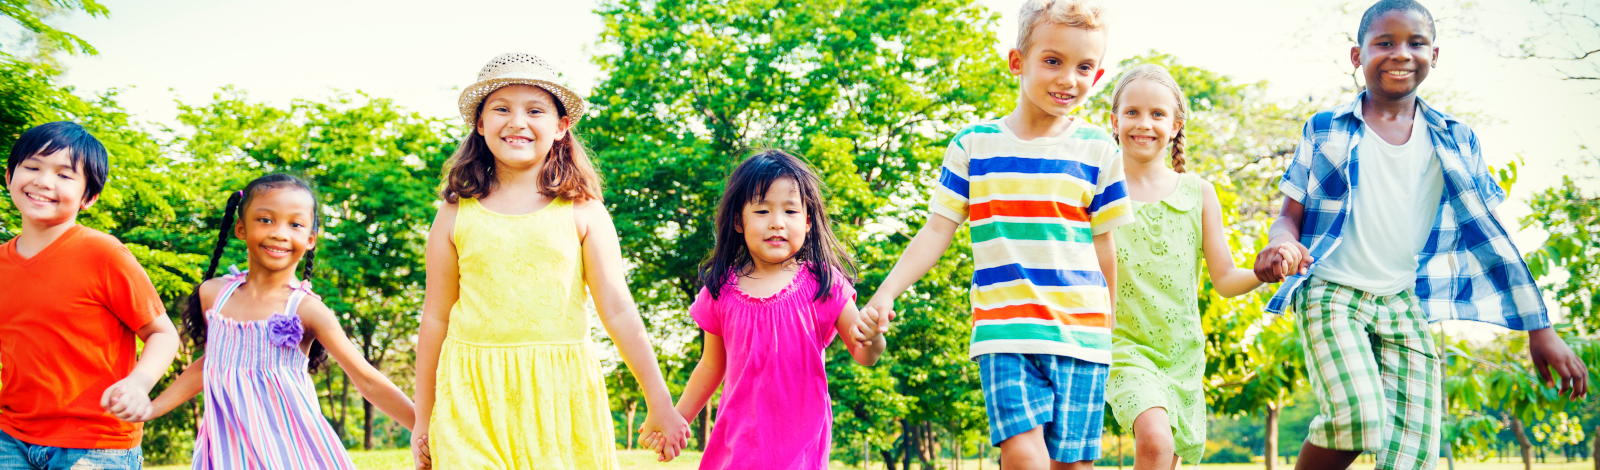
[862,1,1130,468]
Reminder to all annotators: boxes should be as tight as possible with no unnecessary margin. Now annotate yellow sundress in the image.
[432,197,618,469]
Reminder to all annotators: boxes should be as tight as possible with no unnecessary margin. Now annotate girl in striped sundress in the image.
[141,173,416,469]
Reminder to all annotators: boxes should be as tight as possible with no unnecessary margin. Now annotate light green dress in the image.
[1106,173,1206,463]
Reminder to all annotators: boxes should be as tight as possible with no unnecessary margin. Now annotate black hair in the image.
[183,173,328,371]
[699,149,857,302]
[4,121,109,201]
[1358,0,1435,44]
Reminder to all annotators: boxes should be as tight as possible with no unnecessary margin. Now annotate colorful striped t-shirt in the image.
[929,118,1133,364]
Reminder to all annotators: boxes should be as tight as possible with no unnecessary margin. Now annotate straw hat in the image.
[457,53,587,127]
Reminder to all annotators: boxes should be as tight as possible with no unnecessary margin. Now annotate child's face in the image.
[1009,22,1105,118]
[1351,9,1437,101]
[1111,79,1183,165]
[735,177,810,268]
[477,84,571,173]
[234,187,318,276]
[5,148,95,228]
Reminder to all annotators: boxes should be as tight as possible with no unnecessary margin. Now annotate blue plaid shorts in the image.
[978,353,1106,463]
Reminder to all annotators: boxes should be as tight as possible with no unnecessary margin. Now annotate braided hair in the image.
[182,173,330,372]
[1109,64,1191,173]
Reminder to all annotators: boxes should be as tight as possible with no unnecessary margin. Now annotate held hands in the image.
[637,407,691,462]
[1253,241,1312,283]
[856,303,893,345]
[100,372,156,423]
[411,433,433,469]
[1529,328,1590,400]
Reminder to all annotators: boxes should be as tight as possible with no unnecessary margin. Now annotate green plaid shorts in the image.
[1293,277,1440,470]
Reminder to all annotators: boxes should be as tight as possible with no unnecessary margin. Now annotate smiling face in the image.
[735,176,810,268]
[1111,78,1183,165]
[476,84,571,173]
[1352,9,1437,101]
[1009,22,1106,118]
[5,148,94,229]
[234,186,318,275]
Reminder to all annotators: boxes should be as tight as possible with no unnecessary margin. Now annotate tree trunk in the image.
[1593,425,1598,470]
[1117,432,1124,470]
[1511,416,1533,470]
[625,400,638,450]
[1266,404,1280,470]
[362,399,374,450]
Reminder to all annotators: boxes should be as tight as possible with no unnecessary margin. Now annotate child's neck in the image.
[1004,105,1076,142]
[1122,155,1180,203]
[14,216,77,259]
[1361,91,1418,122]
[240,262,299,296]
[746,257,798,278]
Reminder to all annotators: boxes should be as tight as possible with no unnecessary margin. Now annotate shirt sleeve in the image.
[1279,119,1315,204]
[928,132,972,224]
[1088,145,1134,235]
[98,241,163,331]
[814,270,857,346]
[1458,125,1507,210]
[688,287,720,336]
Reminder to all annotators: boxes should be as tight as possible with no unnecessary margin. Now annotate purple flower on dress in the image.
[267,313,303,348]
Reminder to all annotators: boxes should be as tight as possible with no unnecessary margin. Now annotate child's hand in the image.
[859,305,891,343]
[638,407,690,462]
[412,433,432,469]
[1253,240,1311,283]
[862,297,896,326]
[640,431,677,462]
[1530,328,1590,399]
[100,373,155,423]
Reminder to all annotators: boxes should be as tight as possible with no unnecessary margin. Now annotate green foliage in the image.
[0,0,109,57]
[586,0,1014,463]
[1521,161,1600,335]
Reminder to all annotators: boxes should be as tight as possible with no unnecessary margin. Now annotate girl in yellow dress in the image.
[411,53,692,469]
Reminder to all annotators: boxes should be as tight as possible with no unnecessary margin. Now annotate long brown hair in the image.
[1109,64,1190,173]
[439,90,602,203]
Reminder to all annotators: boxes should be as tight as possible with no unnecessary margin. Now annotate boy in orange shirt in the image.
[0,121,180,469]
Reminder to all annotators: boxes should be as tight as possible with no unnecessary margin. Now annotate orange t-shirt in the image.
[0,225,162,449]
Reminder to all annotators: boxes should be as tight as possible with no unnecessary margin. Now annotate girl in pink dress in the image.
[649,149,888,469]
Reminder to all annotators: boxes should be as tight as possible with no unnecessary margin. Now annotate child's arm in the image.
[673,333,726,425]
[1093,232,1118,317]
[575,200,692,461]
[1198,182,1266,298]
[142,357,204,422]
[861,214,962,322]
[413,203,461,469]
[101,314,181,423]
[1253,198,1313,283]
[298,297,416,430]
[834,301,886,366]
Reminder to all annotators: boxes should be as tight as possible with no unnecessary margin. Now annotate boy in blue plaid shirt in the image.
[1253,1,1589,470]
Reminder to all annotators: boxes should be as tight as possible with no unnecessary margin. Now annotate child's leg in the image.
[1293,279,1385,470]
[1132,408,1180,470]
[45,446,142,470]
[980,353,1058,470]
[0,429,35,470]
[1372,291,1441,470]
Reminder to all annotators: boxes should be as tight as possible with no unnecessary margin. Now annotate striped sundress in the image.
[191,272,356,469]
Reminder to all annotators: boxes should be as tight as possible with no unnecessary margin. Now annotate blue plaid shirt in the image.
[1267,92,1549,331]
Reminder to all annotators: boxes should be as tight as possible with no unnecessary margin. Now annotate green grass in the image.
[147,451,1596,470]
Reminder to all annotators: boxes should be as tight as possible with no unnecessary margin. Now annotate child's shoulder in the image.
[58,225,136,262]
[948,119,1006,146]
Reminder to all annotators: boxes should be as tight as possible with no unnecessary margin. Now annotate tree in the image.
[585,1,1014,467]
[0,0,108,57]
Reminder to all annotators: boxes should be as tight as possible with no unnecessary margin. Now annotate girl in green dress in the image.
[1103,64,1274,469]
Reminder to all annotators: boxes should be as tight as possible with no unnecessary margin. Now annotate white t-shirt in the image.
[1315,106,1445,295]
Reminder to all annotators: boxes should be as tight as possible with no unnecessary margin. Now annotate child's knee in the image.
[1134,430,1175,459]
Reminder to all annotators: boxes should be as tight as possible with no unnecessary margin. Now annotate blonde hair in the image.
[1109,64,1191,173]
[1016,0,1107,56]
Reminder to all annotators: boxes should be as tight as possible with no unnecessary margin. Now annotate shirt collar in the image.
[1336,90,1457,134]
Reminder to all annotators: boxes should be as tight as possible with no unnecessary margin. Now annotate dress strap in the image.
[282,280,318,318]
[211,267,249,314]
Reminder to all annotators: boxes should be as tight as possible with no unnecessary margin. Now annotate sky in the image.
[36,0,1600,339]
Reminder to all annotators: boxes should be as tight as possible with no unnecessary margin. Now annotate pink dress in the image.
[688,267,856,470]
